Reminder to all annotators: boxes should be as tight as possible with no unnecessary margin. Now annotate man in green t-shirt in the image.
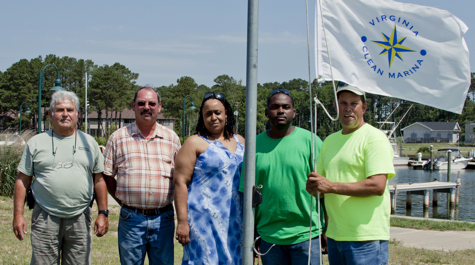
[307,82,395,265]
[12,91,109,265]
[240,89,324,264]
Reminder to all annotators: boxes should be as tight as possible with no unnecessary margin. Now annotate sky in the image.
[1,0,473,88]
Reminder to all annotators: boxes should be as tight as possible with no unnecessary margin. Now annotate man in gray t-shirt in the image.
[12,91,109,265]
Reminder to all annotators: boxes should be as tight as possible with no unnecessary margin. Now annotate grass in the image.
[391,216,475,231]
[0,144,23,197]
[388,240,475,264]
[0,196,183,265]
[1,196,474,264]
[0,130,36,197]
[401,143,475,157]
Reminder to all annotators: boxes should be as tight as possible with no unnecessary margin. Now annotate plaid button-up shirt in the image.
[103,122,181,209]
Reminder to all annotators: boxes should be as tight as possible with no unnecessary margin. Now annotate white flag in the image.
[315,0,470,114]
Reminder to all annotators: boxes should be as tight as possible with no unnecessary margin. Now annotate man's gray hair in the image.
[49,91,80,114]
[133,86,161,103]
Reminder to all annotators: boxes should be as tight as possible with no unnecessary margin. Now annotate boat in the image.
[378,104,413,166]
[431,149,472,170]
[408,153,427,169]
[411,160,427,169]
[379,121,409,166]
[408,159,427,166]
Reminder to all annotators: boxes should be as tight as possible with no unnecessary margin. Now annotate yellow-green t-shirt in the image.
[317,124,395,241]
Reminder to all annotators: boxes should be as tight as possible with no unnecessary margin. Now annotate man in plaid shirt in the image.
[103,87,181,265]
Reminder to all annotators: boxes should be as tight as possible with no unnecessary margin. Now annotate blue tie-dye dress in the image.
[182,135,244,265]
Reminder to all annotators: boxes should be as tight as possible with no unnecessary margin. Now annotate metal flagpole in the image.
[242,0,259,264]
[85,72,88,134]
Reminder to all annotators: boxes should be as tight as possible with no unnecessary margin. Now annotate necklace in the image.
[52,130,77,155]
[51,130,77,169]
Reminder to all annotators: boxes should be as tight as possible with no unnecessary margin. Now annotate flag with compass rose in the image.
[315,0,470,114]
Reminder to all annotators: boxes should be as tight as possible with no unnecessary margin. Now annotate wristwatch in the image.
[98,209,109,217]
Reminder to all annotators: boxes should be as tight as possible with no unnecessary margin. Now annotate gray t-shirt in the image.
[18,130,104,218]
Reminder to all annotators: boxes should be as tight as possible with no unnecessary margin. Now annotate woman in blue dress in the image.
[174,92,245,265]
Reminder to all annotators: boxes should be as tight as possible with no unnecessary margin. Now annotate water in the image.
[389,167,475,222]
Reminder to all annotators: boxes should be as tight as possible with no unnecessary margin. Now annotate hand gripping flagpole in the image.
[306,1,328,265]
[306,1,350,263]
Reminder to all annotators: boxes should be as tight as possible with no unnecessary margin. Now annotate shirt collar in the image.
[130,122,163,139]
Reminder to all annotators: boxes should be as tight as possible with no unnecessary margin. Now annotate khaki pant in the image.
[30,204,92,265]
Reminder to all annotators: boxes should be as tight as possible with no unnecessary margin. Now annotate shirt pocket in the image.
[159,154,173,178]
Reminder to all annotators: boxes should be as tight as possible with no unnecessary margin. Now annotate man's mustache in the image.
[141,109,152,115]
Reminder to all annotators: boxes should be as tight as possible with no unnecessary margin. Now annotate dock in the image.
[409,160,427,169]
[389,181,460,215]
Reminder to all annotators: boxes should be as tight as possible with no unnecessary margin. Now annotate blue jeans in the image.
[327,237,389,265]
[118,206,175,265]
[260,236,322,265]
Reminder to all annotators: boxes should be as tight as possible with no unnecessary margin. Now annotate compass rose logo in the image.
[372,25,415,68]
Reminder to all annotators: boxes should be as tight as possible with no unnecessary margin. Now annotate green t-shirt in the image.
[18,130,104,218]
[317,124,395,241]
[239,127,324,245]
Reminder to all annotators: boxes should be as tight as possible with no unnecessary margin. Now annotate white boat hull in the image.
[411,160,427,169]
[433,158,471,170]
[393,156,409,166]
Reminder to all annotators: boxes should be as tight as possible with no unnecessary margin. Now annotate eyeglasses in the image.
[52,131,77,170]
[137,101,158,107]
[203,92,225,101]
[269,89,292,97]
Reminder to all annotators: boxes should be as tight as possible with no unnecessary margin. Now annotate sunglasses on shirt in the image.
[136,101,158,107]
[203,92,225,101]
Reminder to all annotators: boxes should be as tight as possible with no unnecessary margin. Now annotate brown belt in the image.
[122,203,173,217]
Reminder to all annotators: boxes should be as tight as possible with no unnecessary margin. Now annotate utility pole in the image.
[242,0,258,262]
[85,72,88,134]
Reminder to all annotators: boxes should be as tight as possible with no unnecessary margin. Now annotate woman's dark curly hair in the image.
[195,94,235,140]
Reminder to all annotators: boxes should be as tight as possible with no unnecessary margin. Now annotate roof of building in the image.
[401,122,461,132]
[0,111,17,119]
[85,108,172,119]
[2,107,174,121]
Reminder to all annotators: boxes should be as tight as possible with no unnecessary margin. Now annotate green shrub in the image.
[0,144,23,197]
[106,122,118,138]
[417,146,431,154]
[94,136,108,147]
[396,136,404,145]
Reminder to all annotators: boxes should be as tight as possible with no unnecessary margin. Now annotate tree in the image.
[0,55,99,131]
[160,76,200,139]
[89,63,138,137]
[212,75,246,135]
[1,56,474,139]
[0,57,44,129]
[42,55,97,128]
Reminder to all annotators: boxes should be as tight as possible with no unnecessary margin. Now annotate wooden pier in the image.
[389,181,460,214]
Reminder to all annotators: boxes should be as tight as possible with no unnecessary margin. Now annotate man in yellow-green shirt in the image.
[307,82,395,265]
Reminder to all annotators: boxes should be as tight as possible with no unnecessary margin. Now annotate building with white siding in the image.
[86,108,175,137]
[401,122,461,143]
[465,121,475,143]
